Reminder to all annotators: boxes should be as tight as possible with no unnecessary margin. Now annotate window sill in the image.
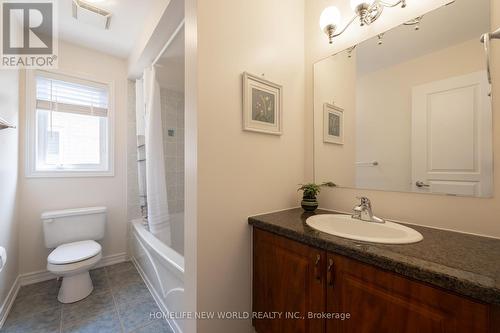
[26,170,114,178]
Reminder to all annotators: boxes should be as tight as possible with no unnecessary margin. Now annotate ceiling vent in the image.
[72,0,112,30]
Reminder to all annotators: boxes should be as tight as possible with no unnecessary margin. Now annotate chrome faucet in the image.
[352,197,385,224]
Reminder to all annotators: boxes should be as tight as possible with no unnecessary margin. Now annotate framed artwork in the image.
[323,103,344,144]
[242,72,283,135]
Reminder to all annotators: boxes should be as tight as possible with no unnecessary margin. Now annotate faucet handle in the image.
[356,196,371,205]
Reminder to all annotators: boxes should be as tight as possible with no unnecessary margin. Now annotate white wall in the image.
[306,0,500,238]
[127,0,172,76]
[195,0,305,331]
[0,70,19,312]
[18,41,129,274]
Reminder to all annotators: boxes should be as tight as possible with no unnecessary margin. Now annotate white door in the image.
[412,71,492,197]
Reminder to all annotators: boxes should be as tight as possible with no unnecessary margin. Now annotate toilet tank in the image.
[41,207,107,248]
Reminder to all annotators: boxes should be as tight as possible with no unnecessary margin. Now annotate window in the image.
[27,71,113,177]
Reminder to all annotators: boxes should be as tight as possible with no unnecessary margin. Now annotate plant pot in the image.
[301,197,318,212]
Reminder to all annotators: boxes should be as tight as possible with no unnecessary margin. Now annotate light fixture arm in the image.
[378,0,406,8]
[337,15,360,37]
[323,0,407,44]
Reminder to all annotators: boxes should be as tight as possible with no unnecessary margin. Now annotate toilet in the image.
[41,207,107,304]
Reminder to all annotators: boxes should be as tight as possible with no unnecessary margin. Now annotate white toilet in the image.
[41,207,107,304]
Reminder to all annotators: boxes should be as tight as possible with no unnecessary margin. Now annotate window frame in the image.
[25,70,115,178]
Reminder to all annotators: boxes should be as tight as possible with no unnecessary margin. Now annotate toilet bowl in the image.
[47,240,102,303]
[41,207,107,304]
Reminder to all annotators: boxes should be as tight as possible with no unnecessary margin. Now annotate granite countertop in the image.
[248,208,500,305]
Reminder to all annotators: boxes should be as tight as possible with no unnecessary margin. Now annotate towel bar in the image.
[481,27,500,96]
[0,116,16,130]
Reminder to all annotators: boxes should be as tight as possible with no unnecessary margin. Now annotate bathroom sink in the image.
[306,214,423,244]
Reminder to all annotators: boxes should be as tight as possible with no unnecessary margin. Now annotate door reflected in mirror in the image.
[313,0,493,198]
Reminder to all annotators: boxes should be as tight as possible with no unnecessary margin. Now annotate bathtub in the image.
[130,219,185,333]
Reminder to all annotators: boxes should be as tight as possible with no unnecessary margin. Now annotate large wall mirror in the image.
[314,0,493,198]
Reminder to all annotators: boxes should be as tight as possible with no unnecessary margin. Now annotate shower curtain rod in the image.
[152,19,186,67]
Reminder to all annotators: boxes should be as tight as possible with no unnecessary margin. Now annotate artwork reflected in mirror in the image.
[323,103,344,145]
[313,0,493,198]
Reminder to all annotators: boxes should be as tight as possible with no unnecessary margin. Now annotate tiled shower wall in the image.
[161,88,185,215]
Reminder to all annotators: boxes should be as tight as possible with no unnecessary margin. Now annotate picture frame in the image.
[242,72,283,135]
[323,103,344,144]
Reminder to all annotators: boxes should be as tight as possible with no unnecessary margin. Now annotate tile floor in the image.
[0,262,173,333]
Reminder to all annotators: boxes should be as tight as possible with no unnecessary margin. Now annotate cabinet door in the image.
[253,228,326,333]
[326,254,490,333]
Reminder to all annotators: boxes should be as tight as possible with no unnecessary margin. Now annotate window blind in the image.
[36,73,109,117]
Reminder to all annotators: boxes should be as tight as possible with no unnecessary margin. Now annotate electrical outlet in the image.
[0,247,6,272]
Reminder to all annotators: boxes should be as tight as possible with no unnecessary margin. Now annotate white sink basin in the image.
[306,214,423,244]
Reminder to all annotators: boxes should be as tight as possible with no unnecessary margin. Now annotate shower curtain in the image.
[144,67,172,245]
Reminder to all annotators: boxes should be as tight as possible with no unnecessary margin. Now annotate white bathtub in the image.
[130,219,185,333]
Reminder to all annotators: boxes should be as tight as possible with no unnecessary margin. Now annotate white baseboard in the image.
[96,252,129,269]
[0,252,129,329]
[17,252,129,287]
[0,276,20,329]
[19,270,57,287]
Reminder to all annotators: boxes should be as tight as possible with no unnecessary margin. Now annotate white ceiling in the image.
[58,0,166,58]
[356,0,490,75]
[156,27,184,92]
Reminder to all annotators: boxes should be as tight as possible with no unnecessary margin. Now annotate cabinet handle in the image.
[327,258,334,287]
[314,254,321,281]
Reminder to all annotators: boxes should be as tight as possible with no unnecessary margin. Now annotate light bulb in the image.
[319,6,341,31]
[350,0,375,11]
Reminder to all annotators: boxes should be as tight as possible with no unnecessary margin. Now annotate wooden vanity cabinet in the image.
[253,228,496,333]
[253,227,326,333]
[326,253,491,333]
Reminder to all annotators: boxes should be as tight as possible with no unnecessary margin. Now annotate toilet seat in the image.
[48,240,101,265]
[47,252,102,275]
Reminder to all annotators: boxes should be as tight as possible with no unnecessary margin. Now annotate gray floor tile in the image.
[107,269,142,290]
[90,268,110,293]
[2,262,163,333]
[90,267,106,281]
[118,297,160,333]
[62,291,115,326]
[132,320,173,333]
[0,308,61,333]
[112,281,151,305]
[63,310,121,333]
[105,262,135,276]
[16,279,61,299]
[8,292,62,322]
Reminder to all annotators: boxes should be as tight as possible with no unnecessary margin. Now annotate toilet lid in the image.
[48,240,102,265]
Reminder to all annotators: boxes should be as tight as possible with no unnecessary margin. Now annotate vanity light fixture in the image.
[404,16,423,30]
[377,33,384,45]
[346,45,357,58]
[320,0,407,44]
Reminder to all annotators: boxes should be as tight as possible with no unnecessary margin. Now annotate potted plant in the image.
[298,182,336,212]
